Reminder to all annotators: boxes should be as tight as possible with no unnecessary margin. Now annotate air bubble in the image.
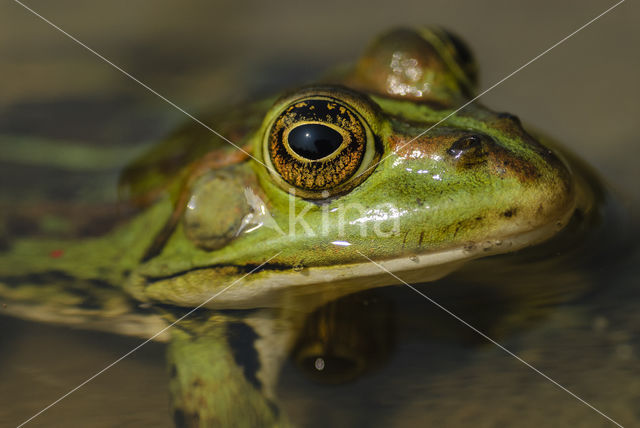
[314,357,325,371]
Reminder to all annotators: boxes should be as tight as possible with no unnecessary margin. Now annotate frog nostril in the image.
[446,134,489,167]
[446,135,483,158]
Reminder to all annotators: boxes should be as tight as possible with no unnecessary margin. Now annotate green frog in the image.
[0,27,604,427]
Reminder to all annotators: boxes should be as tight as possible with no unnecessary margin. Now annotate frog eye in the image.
[263,96,380,199]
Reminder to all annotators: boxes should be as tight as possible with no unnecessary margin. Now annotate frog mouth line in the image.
[140,217,563,287]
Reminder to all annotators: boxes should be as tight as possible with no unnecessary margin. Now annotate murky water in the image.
[1,1,639,427]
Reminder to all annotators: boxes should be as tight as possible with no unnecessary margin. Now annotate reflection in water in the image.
[291,290,394,384]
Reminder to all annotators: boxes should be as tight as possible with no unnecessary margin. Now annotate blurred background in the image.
[1,0,638,426]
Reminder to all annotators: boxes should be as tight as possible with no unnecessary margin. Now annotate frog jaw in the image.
[127,176,575,312]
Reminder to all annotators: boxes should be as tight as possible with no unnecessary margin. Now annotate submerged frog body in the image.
[0,27,600,427]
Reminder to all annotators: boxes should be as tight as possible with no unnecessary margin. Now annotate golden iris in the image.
[266,97,374,197]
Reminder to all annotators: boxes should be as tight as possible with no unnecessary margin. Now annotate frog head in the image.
[124,28,575,311]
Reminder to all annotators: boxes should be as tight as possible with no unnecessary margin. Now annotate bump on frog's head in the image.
[346,27,478,106]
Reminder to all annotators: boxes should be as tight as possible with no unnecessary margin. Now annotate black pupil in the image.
[287,124,343,160]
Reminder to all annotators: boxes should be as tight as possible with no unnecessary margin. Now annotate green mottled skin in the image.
[167,314,287,427]
[0,27,594,427]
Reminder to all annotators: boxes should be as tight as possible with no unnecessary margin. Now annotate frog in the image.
[0,27,603,427]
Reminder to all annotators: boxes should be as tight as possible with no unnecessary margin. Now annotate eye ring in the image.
[262,91,381,199]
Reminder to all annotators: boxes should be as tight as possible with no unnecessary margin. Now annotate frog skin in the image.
[0,27,597,427]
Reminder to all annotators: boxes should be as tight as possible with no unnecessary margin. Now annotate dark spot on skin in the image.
[475,216,483,221]
[416,198,423,205]
[170,364,177,378]
[226,322,262,390]
[490,146,540,182]
[3,215,39,239]
[78,295,103,310]
[418,231,424,247]
[173,409,196,428]
[502,208,517,218]
[267,399,280,419]
[192,378,204,387]
[173,409,184,428]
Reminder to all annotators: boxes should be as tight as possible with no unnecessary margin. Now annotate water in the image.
[3,241,638,427]
[1,1,639,426]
